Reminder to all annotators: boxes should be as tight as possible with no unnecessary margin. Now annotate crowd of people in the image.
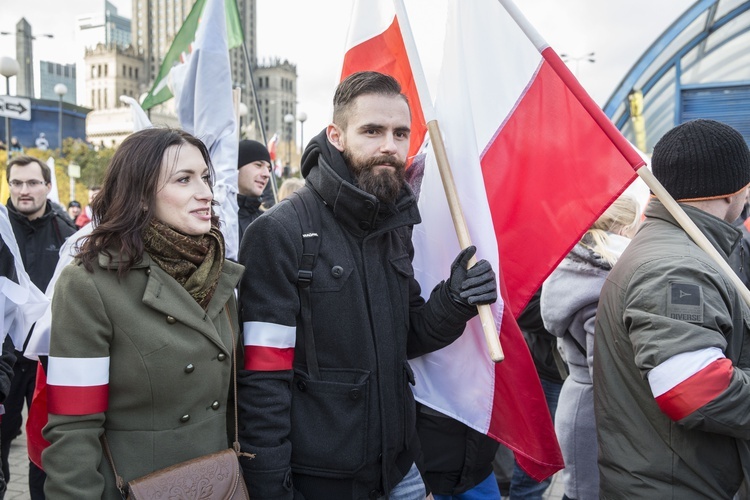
[0,70,747,500]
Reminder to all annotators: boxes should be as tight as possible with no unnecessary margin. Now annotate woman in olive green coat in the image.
[41,128,244,499]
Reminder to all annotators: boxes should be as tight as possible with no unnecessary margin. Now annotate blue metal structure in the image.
[604,0,750,151]
[0,98,90,150]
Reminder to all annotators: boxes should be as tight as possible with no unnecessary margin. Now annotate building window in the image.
[129,67,132,78]
[123,64,126,75]
[91,90,95,107]
[104,64,108,77]
[56,65,61,76]
[135,68,138,79]
[104,88,108,108]
[47,62,53,73]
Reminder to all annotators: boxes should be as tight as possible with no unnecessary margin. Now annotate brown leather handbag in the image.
[102,305,252,499]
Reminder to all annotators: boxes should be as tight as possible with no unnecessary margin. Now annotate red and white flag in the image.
[341,0,427,160]
[408,0,644,480]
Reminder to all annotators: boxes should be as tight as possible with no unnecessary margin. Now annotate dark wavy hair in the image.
[77,128,216,276]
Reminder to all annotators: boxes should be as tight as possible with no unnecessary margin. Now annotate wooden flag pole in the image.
[638,167,750,307]
[428,120,504,362]
[393,0,504,362]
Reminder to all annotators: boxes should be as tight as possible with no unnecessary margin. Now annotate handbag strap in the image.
[100,302,254,496]
[225,303,255,459]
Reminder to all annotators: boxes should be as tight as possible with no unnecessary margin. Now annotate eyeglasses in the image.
[9,180,47,190]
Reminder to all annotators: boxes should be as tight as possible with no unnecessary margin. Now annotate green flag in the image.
[141,0,244,110]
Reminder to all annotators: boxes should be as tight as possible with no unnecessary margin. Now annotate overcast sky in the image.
[0,0,694,140]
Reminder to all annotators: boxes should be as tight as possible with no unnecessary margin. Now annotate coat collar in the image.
[98,251,244,353]
[645,199,742,259]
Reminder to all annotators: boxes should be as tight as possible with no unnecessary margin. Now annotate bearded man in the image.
[236,71,498,500]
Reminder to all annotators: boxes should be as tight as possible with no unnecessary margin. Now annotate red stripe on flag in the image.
[27,362,49,469]
[655,358,733,421]
[488,276,562,480]
[341,16,427,161]
[47,384,108,415]
[244,345,294,371]
[481,60,638,314]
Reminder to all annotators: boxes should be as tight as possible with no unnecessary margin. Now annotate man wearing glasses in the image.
[3,156,76,499]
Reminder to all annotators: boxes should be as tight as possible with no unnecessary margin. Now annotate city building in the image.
[254,58,298,145]
[40,61,77,104]
[84,43,177,147]
[76,0,132,51]
[14,18,34,98]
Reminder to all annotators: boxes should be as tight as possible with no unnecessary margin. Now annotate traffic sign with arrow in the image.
[0,96,31,121]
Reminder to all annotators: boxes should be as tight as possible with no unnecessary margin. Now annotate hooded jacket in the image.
[541,235,628,500]
[237,130,476,500]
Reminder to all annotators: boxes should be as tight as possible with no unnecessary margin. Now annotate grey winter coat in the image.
[542,235,627,500]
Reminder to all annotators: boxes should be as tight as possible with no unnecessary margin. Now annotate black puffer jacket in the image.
[237,130,476,500]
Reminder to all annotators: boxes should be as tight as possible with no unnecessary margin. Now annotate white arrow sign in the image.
[0,96,31,121]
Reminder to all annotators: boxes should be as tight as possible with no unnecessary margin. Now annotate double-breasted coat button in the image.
[284,472,293,488]
[184,364,195,373]
[217,353,227,361]
[349,388,361,401]
[166,315,177,324]
[297,380,307,392]
[180,414,190,423]
[211,401,220,410]
[331,266,344,278]
[145,269,151,275]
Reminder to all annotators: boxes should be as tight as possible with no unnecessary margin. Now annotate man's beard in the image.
[343,151,406,204]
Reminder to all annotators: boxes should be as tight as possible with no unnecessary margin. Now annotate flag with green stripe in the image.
[141,0,243,110]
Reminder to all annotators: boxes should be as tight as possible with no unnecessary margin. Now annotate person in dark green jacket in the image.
[42,128,244,499]
[594,119,750,499]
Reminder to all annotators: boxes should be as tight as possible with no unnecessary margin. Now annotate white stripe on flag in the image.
[345,1,394,50]
[244,321,296,348]
[647,347,725,397]
[48,356,110,387]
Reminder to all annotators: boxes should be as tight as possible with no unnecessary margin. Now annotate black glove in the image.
[448,246,497,306]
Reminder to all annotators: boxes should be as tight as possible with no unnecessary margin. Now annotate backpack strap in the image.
[288,188,322,380]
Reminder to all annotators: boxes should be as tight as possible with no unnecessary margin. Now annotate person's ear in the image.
[327,124,345,152]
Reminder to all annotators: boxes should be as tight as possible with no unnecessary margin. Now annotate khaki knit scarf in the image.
[143,219,224,310]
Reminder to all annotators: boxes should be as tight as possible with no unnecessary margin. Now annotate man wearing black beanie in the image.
[594,119,750,499]
[237,139,271,241]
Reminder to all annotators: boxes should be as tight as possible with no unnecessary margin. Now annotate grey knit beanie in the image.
[651,119,750,201]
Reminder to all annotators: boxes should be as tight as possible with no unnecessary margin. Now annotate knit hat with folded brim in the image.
[237,140,271,169]
[651,119,750,201]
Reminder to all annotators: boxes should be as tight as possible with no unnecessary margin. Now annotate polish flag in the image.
[341,0,427,161]
[267,133,279,162]
[47,356,110,416]
[409,0,644,480]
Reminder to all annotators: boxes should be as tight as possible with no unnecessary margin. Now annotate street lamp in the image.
[0,56,19,162]
[238,102,249,139]
[54,83,67,151]
[296,111,307,155]
[284,113,295,176]
[559,52,595,77]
